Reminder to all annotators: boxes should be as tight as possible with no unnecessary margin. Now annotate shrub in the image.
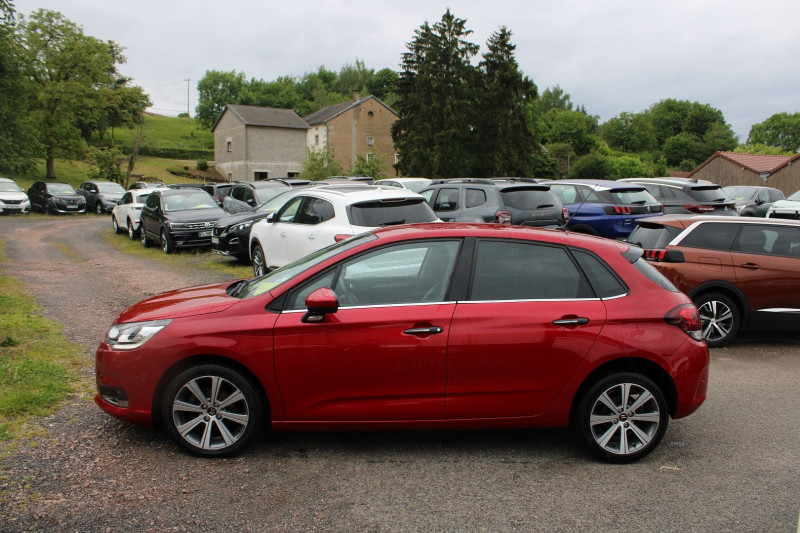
[196,159,209,171]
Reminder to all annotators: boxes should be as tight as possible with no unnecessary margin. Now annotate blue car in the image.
[544,179,663,239]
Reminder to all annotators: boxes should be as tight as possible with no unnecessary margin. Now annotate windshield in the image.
[403,180,432,193]
[237,232,377,299]
[255,189,297,213]
[688,186,733,202]
[723,186,756,201]
[98,183,125,194]
[163,191,218,212]
[787,191,800,201]
[47,183,76,194]
[0,182,22,192]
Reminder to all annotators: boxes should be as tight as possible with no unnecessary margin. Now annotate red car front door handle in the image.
[741,263,761,270]
[404,326,444,335]
[552,317,590,326]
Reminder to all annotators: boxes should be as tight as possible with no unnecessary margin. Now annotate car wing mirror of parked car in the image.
[266,212,276,223]
[302,287,339,323]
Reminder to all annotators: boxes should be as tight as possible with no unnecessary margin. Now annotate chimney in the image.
[353,91,360,102]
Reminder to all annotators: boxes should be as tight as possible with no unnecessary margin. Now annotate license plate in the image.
[210,236,219,244]
[199,230,212,237]
[66,205,78,209]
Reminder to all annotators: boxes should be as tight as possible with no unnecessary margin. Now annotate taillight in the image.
[684,204,714,213]
[561,207,570,224]
[644,249,668,261]
[334,234,354,242]
[665,304,703,341]
[643,249,685,262]
[603,205,632,215]
[495,210,512,225]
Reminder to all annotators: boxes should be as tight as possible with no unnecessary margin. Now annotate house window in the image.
[368,111,374,118]
[227,173,233,181]
[394,153,400,165]
[366,152,375,162]
[367,136,374,147]
[315,134,320,146]
[226,140,232,152]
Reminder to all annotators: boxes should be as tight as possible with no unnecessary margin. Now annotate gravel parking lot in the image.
[1,215,798,533]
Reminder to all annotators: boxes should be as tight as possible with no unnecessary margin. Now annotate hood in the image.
[165,207,226,223]
[769,199,800,210]
[0,191,29,202]
[115,281,238,323]
[216,210,274,228]
[100,192,124,201]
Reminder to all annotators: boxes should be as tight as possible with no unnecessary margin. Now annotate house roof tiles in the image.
[690,151,800,177]
[212,104,308,131]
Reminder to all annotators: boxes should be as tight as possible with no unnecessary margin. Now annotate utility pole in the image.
[185,78,190,117]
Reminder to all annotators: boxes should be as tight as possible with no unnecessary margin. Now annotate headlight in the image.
[104,319,171,351]
[236,221,253,231]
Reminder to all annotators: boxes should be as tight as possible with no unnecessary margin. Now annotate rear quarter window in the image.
[571,250,628,298]
[632,257,680,292]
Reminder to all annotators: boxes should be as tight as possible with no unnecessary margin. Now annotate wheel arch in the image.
[688,281,750,326]
[151,354,271,430]
[569,357,678,426]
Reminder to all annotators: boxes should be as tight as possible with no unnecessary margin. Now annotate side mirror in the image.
[266,212,276,223]
[247,198,255,206]
[302,287,339,323]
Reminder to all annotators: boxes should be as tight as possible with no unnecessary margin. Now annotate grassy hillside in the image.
[93,113,214,159]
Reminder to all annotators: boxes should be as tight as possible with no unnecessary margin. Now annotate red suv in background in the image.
[628,215,800,347]
[96,224,708,463]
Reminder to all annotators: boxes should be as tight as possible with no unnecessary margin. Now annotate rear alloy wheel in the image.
[112,215,122,234]
[161,364,265,457]
[694,292,740,348]
[576,372,668,463]
[127,219,137,240]
[161,229,174,254]
[252,244,267,276]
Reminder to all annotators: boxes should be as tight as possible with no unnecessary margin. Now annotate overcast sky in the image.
[13,0,800,141]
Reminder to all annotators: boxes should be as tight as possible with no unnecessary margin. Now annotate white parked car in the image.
[375,177,433,193]
[766,190,800,220]
[248,184,439,275]
[111,187,167,239]
[0,177,31,214]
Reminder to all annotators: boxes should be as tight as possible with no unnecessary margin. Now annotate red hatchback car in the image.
[95,224,709,463]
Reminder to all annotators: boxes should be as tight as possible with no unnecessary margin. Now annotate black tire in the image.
[160,364,265,457]
[161,229,174,254]
[694,292,740,348]
[43,203,51,215]
[112,215,122,234]
[127,219,137,240]
[575,372,668,463]
[141,224,152,247]
[252,244,267,277]
[96,202,103,215]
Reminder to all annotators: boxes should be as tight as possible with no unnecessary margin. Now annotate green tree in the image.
[734,143,794,156]
[352,151,387,179]
[663,132,703,167]
[542,109,598,156]
[0,0,40,173]
[475,26,538,177]
[367,68,398,100]
[392,10,480,178]
[600,111,657,152]
[334,59,373,95]
[649,99,736,150]
[531,85,573,118]
[19,9,149,178]
[240,76,302,110]
[610,155,648,178]
[195,70,247,129]
[747,112,800,152]
[570,152,611,178]
[300,147,342,180]
[86,146,124,183]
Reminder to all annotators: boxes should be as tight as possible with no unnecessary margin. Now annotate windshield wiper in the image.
[227,279,248,298]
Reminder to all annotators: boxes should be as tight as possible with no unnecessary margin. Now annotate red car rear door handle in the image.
[552,317,590,326]
[741,263,761,270]
[404,326,444,335]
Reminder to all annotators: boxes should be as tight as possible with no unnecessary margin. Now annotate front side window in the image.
[432,188,460,211]
[121,193,132,204]
[469,240,592,301]
[285,240,461,310]
[276,196,304,223]
[145,194,160,209]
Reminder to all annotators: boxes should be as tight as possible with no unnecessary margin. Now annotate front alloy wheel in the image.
[162,364,265,457]
[96,202,103,215]
[252,244,267,276]
[112,216,122,234]
[141,225,152,247]
[576,373,668,463]
[127,219,137,240]
[695,292,740,348]
[161,229,174,254]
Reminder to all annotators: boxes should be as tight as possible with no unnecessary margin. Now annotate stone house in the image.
[304,94,399,177]
[212,104,308,182]
[688,151,800,195]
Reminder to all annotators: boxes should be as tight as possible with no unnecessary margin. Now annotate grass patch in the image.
[96,114,213,153]
[0,240,89,442]
[101,228,252,280]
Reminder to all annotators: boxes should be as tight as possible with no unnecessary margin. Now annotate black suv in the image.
[723,185,785,217]
[222,181,291,214]
[27,181,86,214]
[620,177,738,216]
[139,188,225,253]
[419,178,566,227]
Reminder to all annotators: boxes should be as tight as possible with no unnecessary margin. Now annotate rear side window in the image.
[735,225,800,257]
[572,250,627,298]
[465,188,487,208]
[433,188,460,211]
[631,258,679,292]
[295,198,334,225]
[470,240,593,300]
[500,189,558,210]
[678,222,739,251]
[348,198,437,227]
[627,224,682,249]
